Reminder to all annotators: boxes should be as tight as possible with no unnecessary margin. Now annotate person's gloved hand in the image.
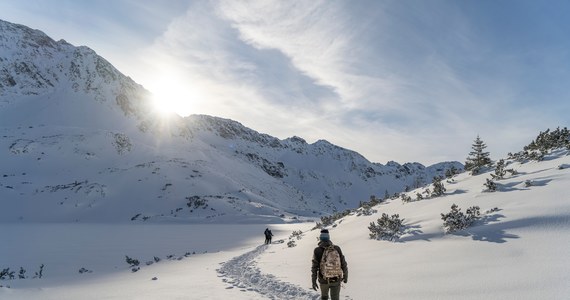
[342,276,348,283]
[312,280,319,291]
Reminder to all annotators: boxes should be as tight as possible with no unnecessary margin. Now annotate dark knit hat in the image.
[319,229,330,241]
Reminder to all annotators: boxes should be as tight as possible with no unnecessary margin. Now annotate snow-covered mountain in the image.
[1,142,568,299]
[0,19,462,223]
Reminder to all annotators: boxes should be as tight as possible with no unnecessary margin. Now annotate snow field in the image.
[1,155,569,299]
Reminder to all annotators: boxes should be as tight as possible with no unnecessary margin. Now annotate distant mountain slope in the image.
[0,19,462,223]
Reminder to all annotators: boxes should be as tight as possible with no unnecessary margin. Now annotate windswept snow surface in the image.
[1,152,569,299]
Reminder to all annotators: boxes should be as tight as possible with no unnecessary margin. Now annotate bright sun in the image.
[150,78,194,116]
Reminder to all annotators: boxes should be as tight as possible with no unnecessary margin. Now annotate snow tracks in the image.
[217,244,319,300]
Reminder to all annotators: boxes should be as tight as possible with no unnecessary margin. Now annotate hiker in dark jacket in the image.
[264,228,273,244]
[311,229,348,300]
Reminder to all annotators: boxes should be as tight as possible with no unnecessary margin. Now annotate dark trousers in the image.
[319,280,341,300]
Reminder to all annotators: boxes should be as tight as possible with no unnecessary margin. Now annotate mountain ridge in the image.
[0,19,462,223]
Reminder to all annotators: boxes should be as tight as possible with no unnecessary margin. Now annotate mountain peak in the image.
[0,18,463,223]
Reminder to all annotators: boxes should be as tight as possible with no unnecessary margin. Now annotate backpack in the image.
[320,245,343,279]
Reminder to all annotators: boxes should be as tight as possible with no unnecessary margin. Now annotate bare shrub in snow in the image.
[368,213,404,242]
[441,204,480,233]
[287,240,296,248]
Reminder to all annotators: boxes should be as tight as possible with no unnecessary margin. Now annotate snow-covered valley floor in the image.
[1,153,569,299]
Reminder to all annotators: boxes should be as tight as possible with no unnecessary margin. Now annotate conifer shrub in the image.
[441,204,480,233]
[78,267,92,274]
[357,197,379,216]
[368,213,404,241]
[445,165,460,178]
[319,209,352,227]
[415,193,423,201]
[509,127,570,161]
[400,193,413,203]
[290,230,303,240]
[0,268,14,280]
[125,256,140,267]
[484,178,497,192]
[431,176,446,197]
[33,264,44,279]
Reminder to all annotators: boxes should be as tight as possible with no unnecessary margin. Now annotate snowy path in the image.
[217,244,320,300]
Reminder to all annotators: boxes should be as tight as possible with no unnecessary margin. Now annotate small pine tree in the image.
[0,268,9,280]
[415,192,423,201]
[484,178,497,192]
[431,176,446,197]
[490,159,507,180]
[34,264,44,279]
[125,256,140,267]
[400,193,413,203]
[445,165,459,179]
[423,188,431,198]
[465,135,492,175]
[492,159,516,178]
[368,213,404,241]
[441,204,480,233]
[18,267,26,279]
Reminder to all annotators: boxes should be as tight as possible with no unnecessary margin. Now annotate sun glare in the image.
[150,78,194,117]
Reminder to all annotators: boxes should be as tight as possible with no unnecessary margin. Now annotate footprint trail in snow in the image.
[217,244,320,300]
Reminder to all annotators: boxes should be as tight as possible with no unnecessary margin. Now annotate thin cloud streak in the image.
[136,0,569,165]
[3,0,567,165]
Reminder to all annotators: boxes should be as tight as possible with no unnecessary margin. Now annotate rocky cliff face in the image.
[0,19,462,223]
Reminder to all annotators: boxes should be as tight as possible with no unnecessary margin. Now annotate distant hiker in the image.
[311,229,348,300]
[264,228,274,244]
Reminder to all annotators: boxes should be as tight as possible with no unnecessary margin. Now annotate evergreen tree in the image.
[490,159,507,180]
[465,135,492,175]
[368,213,404,241]
[445,165,459,179]
[484,178,497,192]
[431,176,446,197]
[441,204,480,233]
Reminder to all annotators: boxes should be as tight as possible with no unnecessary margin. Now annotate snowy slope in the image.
[1,149,568,299]
[0,19,462,223]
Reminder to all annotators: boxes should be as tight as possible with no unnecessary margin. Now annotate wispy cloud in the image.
[131,0,569,165]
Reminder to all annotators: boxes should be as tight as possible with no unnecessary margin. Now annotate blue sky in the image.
[1,0,569,165]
